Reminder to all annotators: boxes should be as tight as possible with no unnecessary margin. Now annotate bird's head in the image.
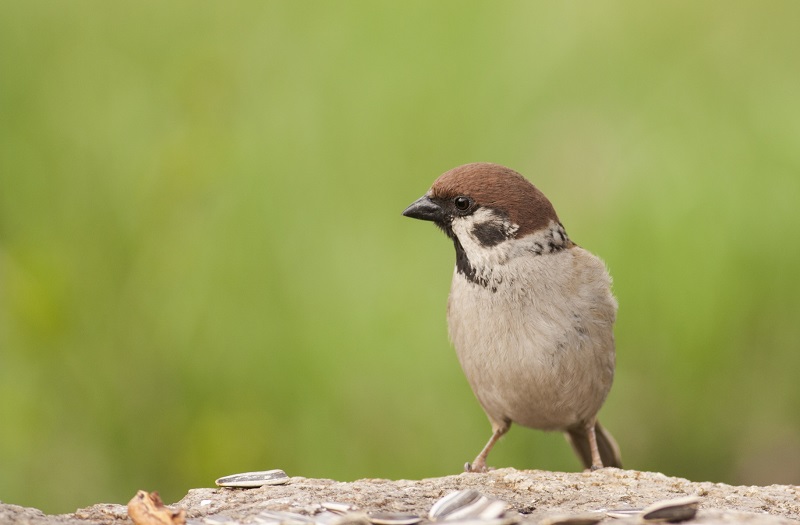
[403,162,570,286]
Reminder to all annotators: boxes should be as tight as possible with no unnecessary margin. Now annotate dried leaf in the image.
[127,490,186,525]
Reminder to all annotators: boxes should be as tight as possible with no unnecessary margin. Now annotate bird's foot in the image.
[464,461,494,473]
[464,462,480,472]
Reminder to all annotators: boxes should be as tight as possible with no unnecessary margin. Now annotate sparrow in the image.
[402,162,621,472]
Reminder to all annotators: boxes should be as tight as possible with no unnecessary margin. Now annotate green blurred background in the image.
[2,1,800,514]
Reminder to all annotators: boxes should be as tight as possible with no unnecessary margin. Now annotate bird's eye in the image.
[454,196,471,211]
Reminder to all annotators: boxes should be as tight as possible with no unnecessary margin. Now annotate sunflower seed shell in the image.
[435,518,518,525]
[429,490,483,520]
[444,496,491,521]
[325,512,372,525]
[477,501,508,520]
[322,503,358,515]
[640,496,700,523]
[538,512,604,525]
[254,510,315,525]
[604,509,643,519]
[215,469,289,488]
[367,512,423,525]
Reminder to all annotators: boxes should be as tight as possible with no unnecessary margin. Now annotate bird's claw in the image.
[464,461,495,473]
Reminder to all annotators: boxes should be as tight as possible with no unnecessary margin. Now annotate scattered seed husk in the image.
[367,512,423,525]
[325,512,372,525]
[444,496,491,521]
[604,508,643,519]
[215,469,289,488]
[203,515,239,525]
[430,490,483,520]
[322,503,358,515]
[640,496,700,523]
[433,519,518,525]
[312,512,344,525]
[475,501,508,520]
[254,510,315,525]
[428,490,511,522]
[446,497,508,521]
[252,518,290,524]
[538,512,604,525]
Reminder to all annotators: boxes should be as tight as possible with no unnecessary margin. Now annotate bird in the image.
[402,162,621,472]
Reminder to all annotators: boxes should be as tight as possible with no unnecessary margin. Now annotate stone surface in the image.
[2,469,798,525]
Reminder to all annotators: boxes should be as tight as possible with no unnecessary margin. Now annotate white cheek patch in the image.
[451,208,518,279]
[451,212,570,289]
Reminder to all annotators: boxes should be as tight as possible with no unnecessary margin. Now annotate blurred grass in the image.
[2,0,800,514]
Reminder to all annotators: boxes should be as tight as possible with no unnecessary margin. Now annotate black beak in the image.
[402,195,444,222]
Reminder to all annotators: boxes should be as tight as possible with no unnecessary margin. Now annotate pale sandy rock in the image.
[2,469,798,525]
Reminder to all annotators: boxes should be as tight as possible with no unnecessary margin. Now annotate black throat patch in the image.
[436,221,488,288]
[452,236,485,287]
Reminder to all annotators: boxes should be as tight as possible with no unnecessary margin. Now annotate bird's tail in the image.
[565,420,622,469]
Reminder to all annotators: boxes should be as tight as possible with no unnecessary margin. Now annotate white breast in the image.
[447,244,617,431]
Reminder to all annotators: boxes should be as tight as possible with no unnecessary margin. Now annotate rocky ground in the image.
[2,469,798,525]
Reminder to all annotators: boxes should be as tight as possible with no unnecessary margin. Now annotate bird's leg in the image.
[586,418,603,470]
[465,421,509,473]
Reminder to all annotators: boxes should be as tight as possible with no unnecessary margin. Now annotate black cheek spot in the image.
[471,222,507,247]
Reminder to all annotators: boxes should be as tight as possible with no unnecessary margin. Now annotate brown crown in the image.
[430,162,560,237]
